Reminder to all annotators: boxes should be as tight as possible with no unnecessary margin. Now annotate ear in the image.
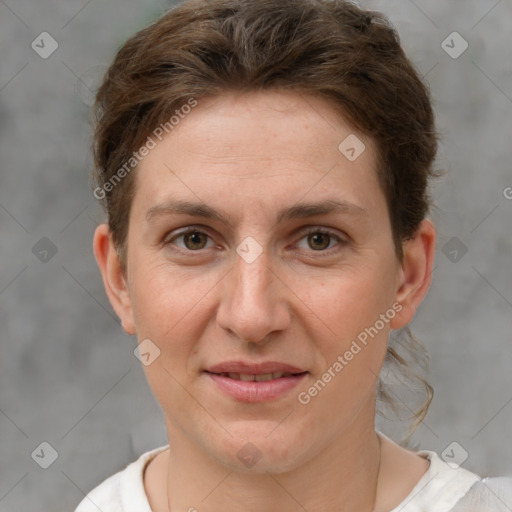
[93,224,136,335]
[390,218,436,329]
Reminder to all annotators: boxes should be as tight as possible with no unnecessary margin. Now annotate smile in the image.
[213,371,296,381]
[205,370,309,402]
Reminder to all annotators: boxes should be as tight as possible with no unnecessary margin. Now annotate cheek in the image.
[296,265,395,395]
[298,264,396,341]
[128,261,221,392]
[295,275,393,426]
[128,266,205,418]
[129,258,207,332]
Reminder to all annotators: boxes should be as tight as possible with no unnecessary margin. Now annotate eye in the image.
[295,228,346,253]
[163,226,347,254]
[164,227,215,252]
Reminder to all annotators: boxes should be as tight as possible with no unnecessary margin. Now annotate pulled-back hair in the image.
[92,0,441,446]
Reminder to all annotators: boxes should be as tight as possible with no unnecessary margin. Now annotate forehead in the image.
[132,90,383,218]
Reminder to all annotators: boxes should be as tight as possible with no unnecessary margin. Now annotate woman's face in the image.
[107,90,418,472]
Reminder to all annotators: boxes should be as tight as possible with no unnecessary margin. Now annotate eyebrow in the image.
[145,199,368,226]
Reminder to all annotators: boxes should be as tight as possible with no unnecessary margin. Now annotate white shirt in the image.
[74,444,512,512]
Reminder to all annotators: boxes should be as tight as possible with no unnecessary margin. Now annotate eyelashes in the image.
[163,225,347,256]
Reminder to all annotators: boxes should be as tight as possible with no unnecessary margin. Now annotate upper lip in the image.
[206,361,307,375]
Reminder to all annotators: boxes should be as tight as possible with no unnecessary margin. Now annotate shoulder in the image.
[450,476,512,511]
[389,444,512,512]
[382,439,480,512]
[73,445,169,512]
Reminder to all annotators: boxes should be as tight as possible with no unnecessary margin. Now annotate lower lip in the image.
[206,372,308,403]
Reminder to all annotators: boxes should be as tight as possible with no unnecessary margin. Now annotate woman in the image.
[76,0,512,510]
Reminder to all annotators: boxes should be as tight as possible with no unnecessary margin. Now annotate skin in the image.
[94,90,436,512]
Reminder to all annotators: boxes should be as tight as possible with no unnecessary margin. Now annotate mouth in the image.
[204,362,309,402]
[206,371,306,382]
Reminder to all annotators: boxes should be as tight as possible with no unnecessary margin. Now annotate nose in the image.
[216,244,291,344]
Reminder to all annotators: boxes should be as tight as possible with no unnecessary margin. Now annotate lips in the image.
[204,361,308,402]
[215,371,296,381]
[206,361,307,375]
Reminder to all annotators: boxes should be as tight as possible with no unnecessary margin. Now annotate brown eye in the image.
[164,228,214,252]
[295,228,346,254]
[182,231,208,250]
[307,232,331,251]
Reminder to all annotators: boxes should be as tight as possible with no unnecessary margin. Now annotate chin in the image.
[210,422,315,474]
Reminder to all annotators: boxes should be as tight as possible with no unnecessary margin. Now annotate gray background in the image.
[0,0,511,510]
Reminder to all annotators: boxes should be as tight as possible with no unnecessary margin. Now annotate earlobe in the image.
[93,224,136,335]
[390,219,436,330]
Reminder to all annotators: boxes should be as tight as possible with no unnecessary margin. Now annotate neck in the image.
[163,401,383,512]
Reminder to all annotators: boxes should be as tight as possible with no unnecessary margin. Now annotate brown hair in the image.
[92,0,440,446]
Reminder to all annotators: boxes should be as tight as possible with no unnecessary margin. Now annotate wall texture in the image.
[0,0,511,510]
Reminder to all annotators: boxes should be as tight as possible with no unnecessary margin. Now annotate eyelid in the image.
[163,225,347,253]
[292,226,347,252]
[163,225,217,248]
